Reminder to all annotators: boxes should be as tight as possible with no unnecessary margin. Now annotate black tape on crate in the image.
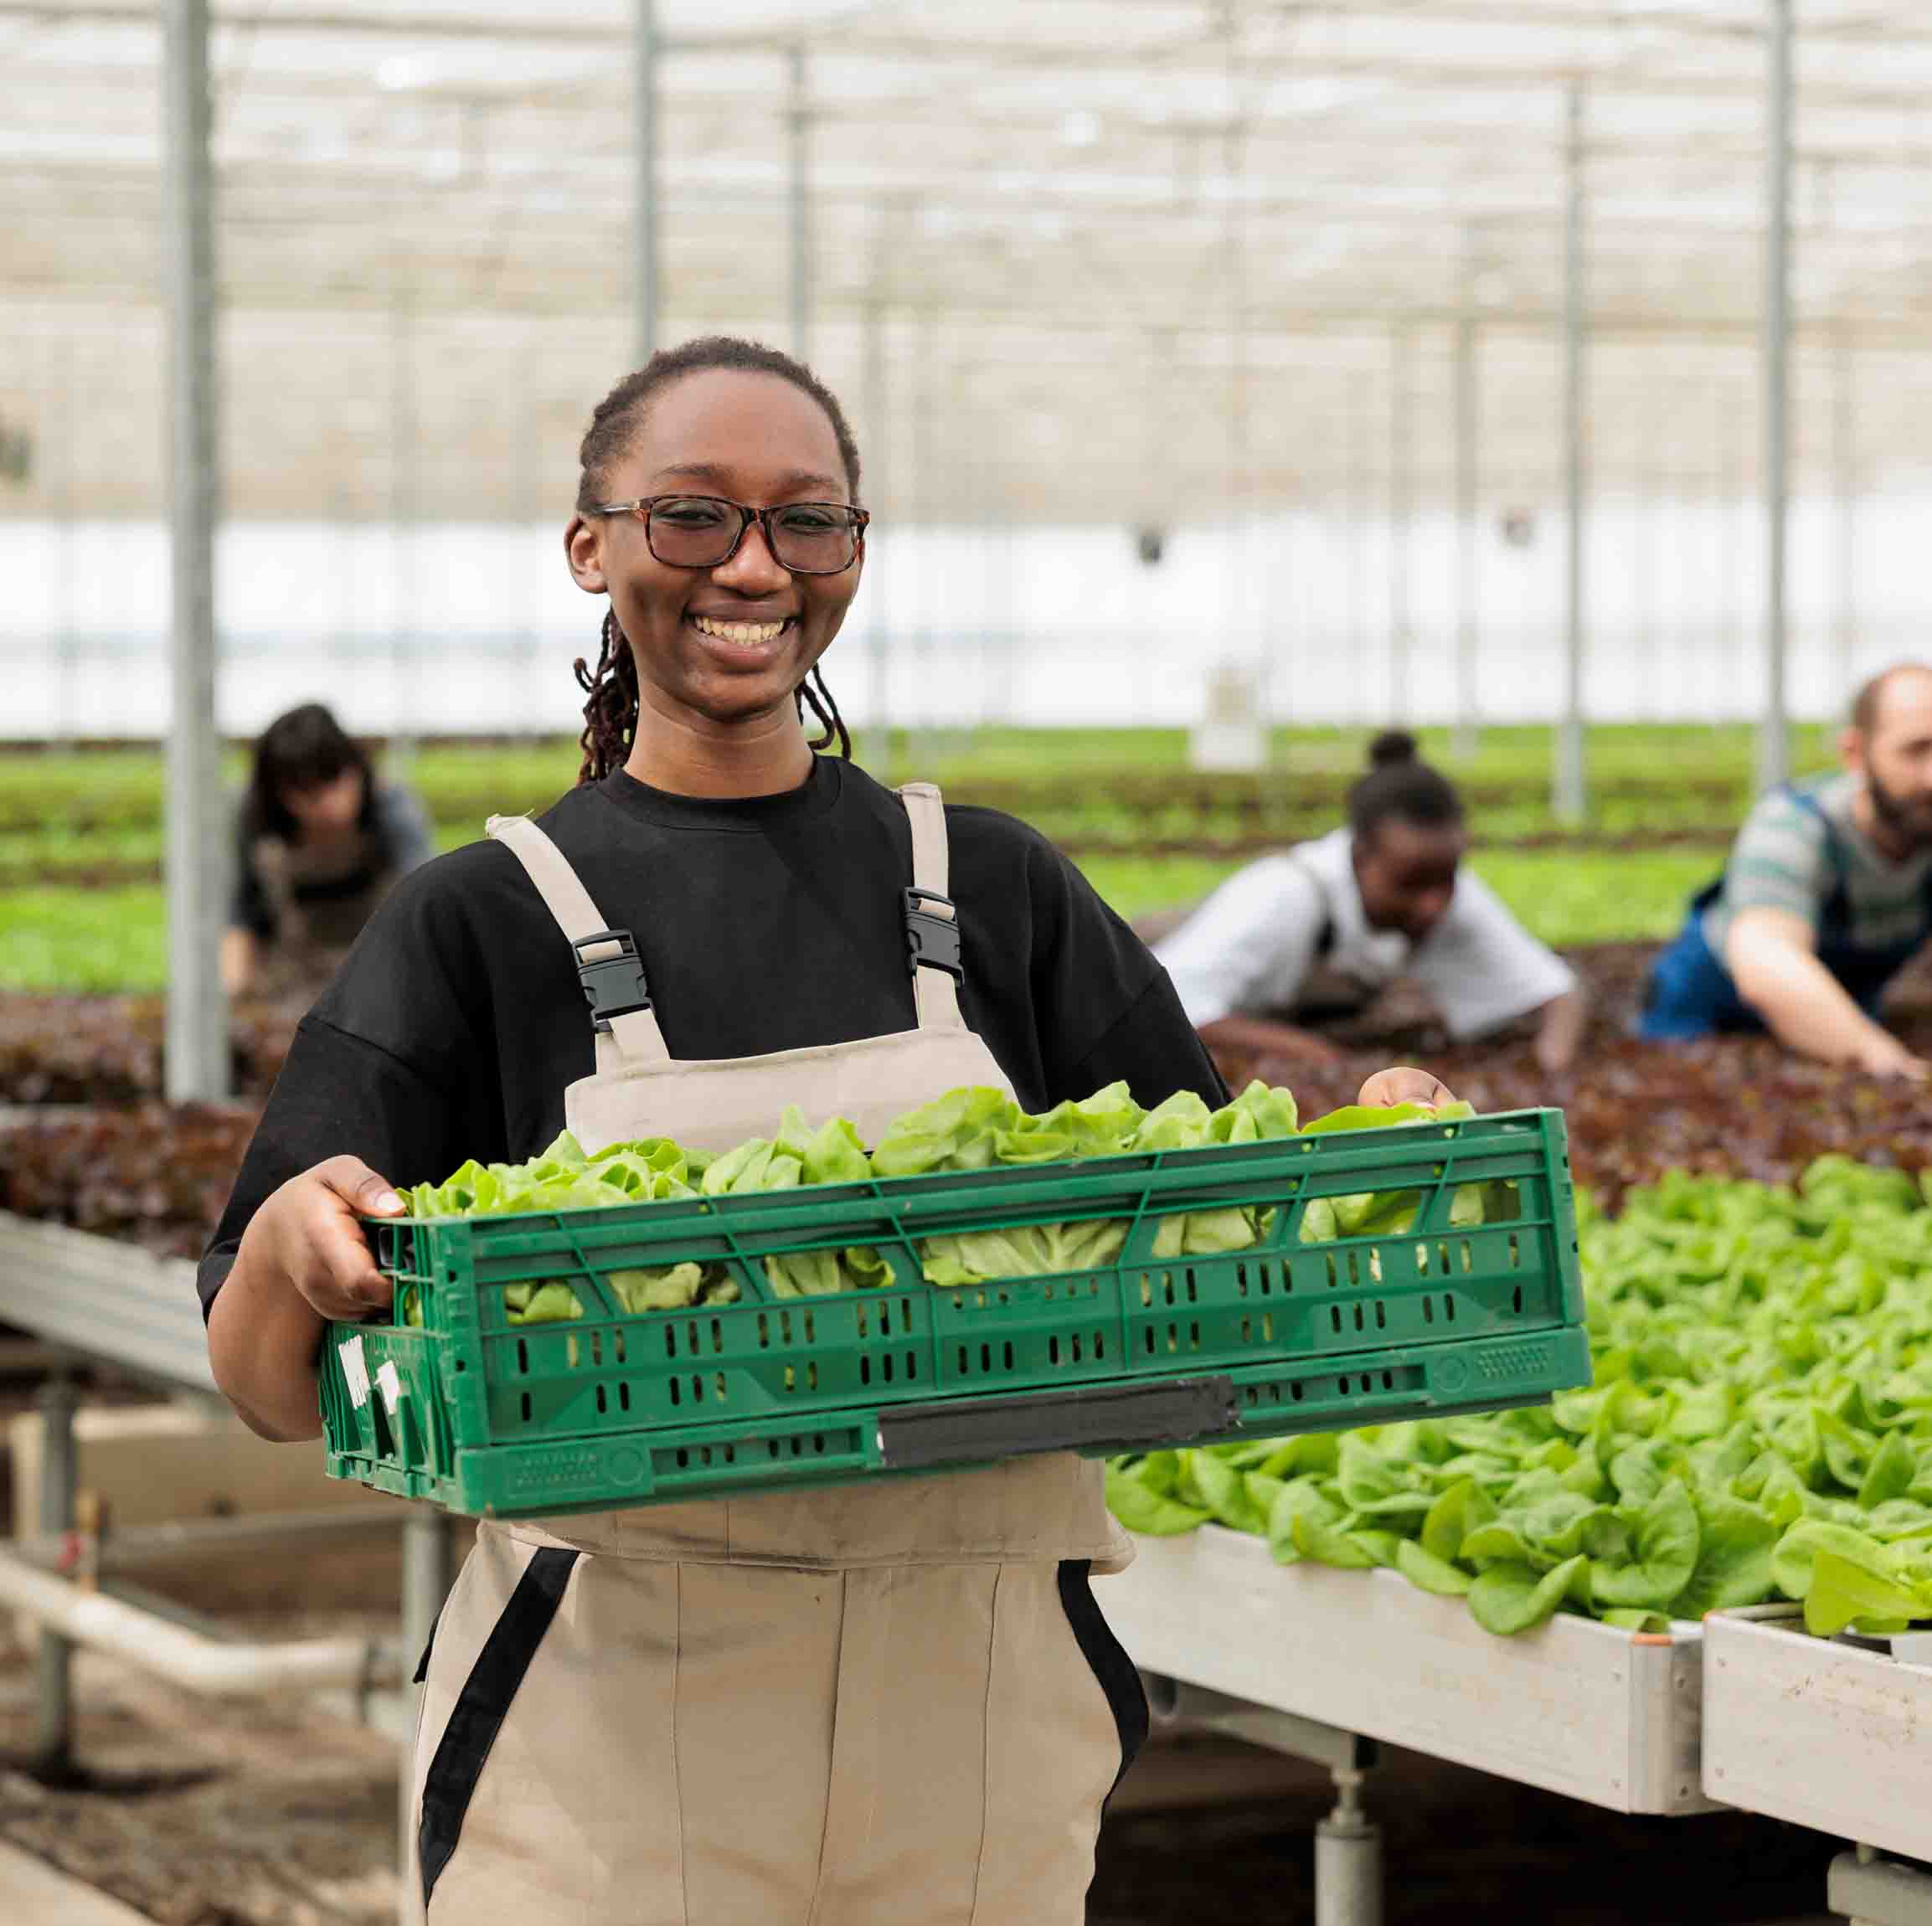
[877,1375,1239,1469]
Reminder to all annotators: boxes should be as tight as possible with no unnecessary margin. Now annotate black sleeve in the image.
[195,1020,485,1321]
[229,811,274,940]
[198,852,506,1321]
[1061,975,1227,1113]
[1025,834,1227,1111]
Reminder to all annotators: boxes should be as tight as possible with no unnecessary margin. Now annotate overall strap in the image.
[1783,784,1854,943]
[897,782,966,1031]
[1286,848,1338,961]
[485,816,670,1067]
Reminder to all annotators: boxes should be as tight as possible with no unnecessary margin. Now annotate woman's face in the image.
[281,766,363,836]
[1353,816,1466,941]
[565,368,863,737]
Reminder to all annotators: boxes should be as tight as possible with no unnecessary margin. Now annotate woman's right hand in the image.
[1853,1032,1931,1082]
[235,1155,410,1321]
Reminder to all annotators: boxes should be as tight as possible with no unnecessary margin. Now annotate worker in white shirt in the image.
[1156,731,1589,1076]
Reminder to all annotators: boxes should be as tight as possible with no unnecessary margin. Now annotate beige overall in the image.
[250,827,402,998]
[408,784,1144,1925]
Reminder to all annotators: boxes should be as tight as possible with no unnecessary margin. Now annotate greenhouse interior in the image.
[6,3,1932,1923]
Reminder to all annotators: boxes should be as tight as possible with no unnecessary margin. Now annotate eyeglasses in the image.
[589,494,869,575]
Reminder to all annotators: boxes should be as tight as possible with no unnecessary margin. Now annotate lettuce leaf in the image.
[1107,1150,1932,1641]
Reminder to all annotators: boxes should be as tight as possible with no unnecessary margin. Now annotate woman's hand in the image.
[235,1155,410,1322]
[1357,1064,1457,1110]
[210,1156,411,1441]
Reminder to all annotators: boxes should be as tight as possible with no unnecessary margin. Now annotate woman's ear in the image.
[565,514,606,594]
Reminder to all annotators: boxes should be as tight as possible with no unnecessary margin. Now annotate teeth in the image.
[693,615,787,646]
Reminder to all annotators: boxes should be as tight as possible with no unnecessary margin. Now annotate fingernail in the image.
[374,1190,404,1213]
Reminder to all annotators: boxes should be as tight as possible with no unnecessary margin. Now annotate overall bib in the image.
[408,784,1145,1926]
[1640,787,1932,1040]
[250,828,402,998]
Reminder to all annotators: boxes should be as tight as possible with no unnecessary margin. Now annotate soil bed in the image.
[6,942,1929,1252]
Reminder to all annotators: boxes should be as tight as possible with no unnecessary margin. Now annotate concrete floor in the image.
[0,1838,157,1924]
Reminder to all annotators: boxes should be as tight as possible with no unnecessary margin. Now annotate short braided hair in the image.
[573,337,860,782]
[1347,729,1465,840]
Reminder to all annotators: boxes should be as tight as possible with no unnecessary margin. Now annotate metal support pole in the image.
[1720,365,1745,718]
[162,0,227,1103]
[1759,0,1794,794]
[1833,322,1857,698]
[1452,309,1480,760]
[1555,77,1588,827]
[633,0,659,364]
[33,1373,79,1781]
[1314,1762,1383,1926]
[398,1508,453,1926]
[787,44,811,364]
[1388,322,1414,726]
[1349,370,1371,724]
[400,1507,451,1693]
[862,296,889,775]
[388,296,418,778]
[53,334,77,745]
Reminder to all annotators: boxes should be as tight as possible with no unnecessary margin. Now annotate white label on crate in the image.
[337,1334,371,1410]
[376,1361,404,1414]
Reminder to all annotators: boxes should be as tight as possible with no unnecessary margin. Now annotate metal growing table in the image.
[1704,1606,1932,1926]
[0,1210,449,1925]
[1102,1526,1713,1923]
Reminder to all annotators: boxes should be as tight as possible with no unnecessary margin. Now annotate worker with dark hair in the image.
[222,703,431,996]
[1157,730,1587,1074]
[198,335,1457,1922]
[1640,662,1932,1077]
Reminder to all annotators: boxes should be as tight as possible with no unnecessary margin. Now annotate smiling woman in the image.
[566,337,868,790]
[194,333,1443,1926]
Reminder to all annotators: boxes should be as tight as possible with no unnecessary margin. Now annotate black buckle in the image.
[572,928,652,1032]
[904,888,963,981]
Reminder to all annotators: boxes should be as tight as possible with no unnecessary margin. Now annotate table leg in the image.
[32,1372,78,1783]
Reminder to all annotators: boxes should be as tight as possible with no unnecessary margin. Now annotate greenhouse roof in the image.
[4,0,1930,521]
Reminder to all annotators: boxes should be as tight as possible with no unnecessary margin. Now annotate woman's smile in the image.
[687,610,798,655]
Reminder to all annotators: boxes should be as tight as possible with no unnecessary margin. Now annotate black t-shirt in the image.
[198,757,1224,1316]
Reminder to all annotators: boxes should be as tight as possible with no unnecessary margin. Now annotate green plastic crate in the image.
[320,1107,1589,1517]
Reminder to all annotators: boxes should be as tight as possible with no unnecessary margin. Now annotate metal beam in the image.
[1387,320,1413,724]
[28,1,1932,65]
[788,43,811,363]
[1834,321,1858,697]
[13,143,1926,270]
[634,0,659,363]
[1555,76,1587,826]
[1349,368,1372,724]
[1718,362,1745,715]
[162,0,226,1104]
[862,295,889,773]
[388,292,416,775]
[1759,0,1793,794]
[1452,306,1479,760]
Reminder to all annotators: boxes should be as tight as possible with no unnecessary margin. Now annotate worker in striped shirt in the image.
[1640,662,1932,1079]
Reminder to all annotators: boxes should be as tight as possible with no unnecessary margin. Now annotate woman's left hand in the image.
[1357,1064,1457,1110]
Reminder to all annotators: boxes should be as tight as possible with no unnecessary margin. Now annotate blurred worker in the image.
[222,703,431,997]
[1157,731,1588,1074]
[1640,662,1932,1078]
